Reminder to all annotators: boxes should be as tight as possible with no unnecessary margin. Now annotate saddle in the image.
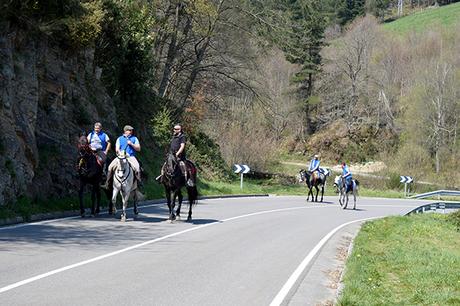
[345,180,354,193]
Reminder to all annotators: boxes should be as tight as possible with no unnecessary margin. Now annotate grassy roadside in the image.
[338,213,460,305]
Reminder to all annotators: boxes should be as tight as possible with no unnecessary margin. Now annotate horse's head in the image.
[116,151,129,170]
[334,176,344,193]
[298,169,307,183]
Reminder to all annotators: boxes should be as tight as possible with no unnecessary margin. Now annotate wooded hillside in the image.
[1,0,459,205]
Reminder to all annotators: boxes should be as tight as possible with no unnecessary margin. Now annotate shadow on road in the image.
[0,203,220,252]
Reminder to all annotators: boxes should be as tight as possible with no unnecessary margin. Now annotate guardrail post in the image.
[439,203,445,214]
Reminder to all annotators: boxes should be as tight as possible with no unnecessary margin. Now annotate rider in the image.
[308,154,321,181]
[103,125,141,188]
[170,124,193,186]
[341,162,353,190]
[87,122,111,166]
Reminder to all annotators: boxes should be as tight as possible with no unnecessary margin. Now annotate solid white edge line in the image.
[0,205,330,294]
[269,216,384,306]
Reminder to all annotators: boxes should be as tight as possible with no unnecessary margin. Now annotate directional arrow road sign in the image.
[400,176,413,183]
[234,164,250,174]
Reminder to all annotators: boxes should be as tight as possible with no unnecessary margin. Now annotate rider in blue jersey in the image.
[103,125,141,188]
[341,162,352,189]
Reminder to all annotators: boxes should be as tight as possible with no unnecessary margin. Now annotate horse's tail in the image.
[187,185,198,206]
[354,179,360,186]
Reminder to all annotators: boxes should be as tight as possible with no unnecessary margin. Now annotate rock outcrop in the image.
[0,23,118,205]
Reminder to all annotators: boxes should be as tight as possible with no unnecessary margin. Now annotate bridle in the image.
[114,152,132,184]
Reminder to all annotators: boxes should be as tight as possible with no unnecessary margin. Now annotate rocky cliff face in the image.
[0,23,118,205]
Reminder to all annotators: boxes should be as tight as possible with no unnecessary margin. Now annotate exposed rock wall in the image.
[0,23,118,205]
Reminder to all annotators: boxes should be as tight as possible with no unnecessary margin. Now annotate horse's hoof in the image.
[176,215,181,221]
[134,209,139,215]
[187,217,192,222]
[121,214,126,222]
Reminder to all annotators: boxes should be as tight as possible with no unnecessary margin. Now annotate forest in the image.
[1,0,459,206]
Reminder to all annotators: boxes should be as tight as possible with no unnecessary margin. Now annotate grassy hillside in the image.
[383,2,460,34]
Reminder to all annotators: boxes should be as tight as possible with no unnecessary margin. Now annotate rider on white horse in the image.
[103,125,141,188]
[341,162,353,190]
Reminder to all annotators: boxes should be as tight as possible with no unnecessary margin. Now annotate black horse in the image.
[299,169,328,202]
[159,153,198,221]
[77,136,104,217]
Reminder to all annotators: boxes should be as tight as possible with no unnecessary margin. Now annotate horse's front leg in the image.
[79,181,85,217]
[320,186,324,202]
[306,187,312,201]
[169,191,176,221]
[175,190,183,221]
[120,189,128,222]
[164,187,172,218]
[133,190,138,215]
[90,185,96,216]
[111,187,118,216]
[314,186,319,202]
[95,184,101,214]
[187,194,193,222]
[353,190,357,210]
[343,192,349,209]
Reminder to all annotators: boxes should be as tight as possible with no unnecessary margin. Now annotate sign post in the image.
[233,164,250,190]
[400,176,413,197]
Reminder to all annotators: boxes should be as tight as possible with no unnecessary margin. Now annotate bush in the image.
[151,107,173,149]
[448,210,460,231]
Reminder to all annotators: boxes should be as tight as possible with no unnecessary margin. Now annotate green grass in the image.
[383,2,460,34]
[338,214,460,305]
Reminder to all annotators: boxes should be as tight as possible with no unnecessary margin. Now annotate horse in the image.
[77,136,103,217]
[111,151,139,222]
[299,169,328,202]
[159,153,198,222]
[334,176,359,209]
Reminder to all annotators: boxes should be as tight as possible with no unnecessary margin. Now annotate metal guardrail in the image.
[405,202,460,215]
[409,190,460,199]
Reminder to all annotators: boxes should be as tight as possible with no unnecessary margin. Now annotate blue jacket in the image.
[117,135,139,157]
[342,165,352,178]
[88,131,109,151]
[309,159,320,172]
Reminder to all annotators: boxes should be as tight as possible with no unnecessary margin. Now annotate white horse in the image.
[111,152,138,222]
[334,176,359,209]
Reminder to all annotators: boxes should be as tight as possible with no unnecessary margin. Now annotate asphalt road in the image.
[0,196,433,305]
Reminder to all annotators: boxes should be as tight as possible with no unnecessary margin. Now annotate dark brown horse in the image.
[299,169,327,202]
[159,153,198,221]
[77,136,104,217]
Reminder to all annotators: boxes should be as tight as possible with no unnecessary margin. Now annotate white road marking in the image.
[0,205,332,294]
[269,216,383,306]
